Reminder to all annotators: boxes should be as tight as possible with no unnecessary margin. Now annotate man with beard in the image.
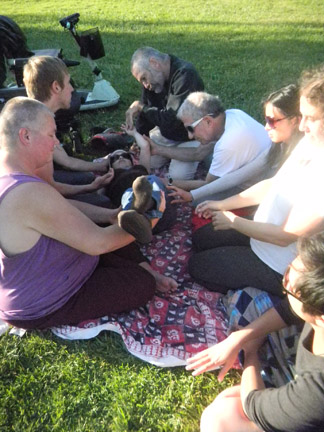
[126,47,205,179]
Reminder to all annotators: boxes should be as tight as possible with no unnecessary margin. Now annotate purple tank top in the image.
[0,173,99,321]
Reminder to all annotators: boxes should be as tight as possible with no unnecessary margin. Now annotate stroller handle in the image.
[59,13,80,31]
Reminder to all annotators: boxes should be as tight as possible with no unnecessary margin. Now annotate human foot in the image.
[154,272,178,293]
[131,176,153,214]
[118,209,152,244]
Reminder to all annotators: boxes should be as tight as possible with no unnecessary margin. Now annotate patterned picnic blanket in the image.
[0,198,300,379]
[52,201,301,380]
[223,287,301,387]
[52,202,230,366]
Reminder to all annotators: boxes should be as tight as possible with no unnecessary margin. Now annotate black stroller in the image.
[0,14,120,151]
[0,14,119,109]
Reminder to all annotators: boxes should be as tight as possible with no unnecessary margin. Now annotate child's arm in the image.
[121,125,151,171]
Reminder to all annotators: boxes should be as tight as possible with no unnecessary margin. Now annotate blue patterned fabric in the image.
[222,287,302,387]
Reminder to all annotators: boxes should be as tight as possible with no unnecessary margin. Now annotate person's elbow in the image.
[274,232,298,247]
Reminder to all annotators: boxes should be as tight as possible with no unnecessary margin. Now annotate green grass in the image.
[0,330,239,431]
[1,1,324,430]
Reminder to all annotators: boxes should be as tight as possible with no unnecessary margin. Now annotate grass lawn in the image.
[1,1,324,431]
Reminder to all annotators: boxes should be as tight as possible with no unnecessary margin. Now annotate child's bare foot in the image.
[131,176,153,214]
[118,210,152,244]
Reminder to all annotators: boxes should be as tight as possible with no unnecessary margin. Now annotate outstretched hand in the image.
[167,185,192,204]
[195,200,221,219]
[186,333,241,381]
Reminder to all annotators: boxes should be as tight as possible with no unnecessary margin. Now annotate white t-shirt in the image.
[251,138,324,274]
[209,109,271,178]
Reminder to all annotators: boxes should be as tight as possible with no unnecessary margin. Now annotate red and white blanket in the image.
[52,202,231,367]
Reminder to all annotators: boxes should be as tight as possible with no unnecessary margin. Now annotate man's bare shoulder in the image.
[1,179,60,208]
[0,180,63,256]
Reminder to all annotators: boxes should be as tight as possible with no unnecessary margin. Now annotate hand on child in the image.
[167,186,192,204]
[90,169,115,190]
[107,207,121,225]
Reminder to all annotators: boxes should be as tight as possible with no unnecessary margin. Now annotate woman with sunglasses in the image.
[186,231,324,432]
[187,69,324,297]
[168,84,302,205]
[103,127,177,236]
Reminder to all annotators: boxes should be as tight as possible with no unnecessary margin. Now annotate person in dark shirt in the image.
[186,231,324,432]
[125,47,204,179]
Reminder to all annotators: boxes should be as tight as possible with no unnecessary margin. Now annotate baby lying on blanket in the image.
[101,126,176,243]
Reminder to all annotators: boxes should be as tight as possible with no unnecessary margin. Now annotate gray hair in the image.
[177,92,225,121]
[131,47,169,73]
[0,97,54,147]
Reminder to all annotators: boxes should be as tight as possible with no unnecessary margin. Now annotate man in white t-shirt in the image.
[148,92,271,187]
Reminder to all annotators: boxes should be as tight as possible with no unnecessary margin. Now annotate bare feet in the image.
[131,176,153,214]
[118,209,152,244]
[139,262,178,293]
[153,271,178,293]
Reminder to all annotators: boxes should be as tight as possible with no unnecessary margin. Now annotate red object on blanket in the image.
[191,212,211,232]
[191,207,256,232]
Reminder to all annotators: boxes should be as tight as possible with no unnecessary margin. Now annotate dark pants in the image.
[7,244,155,330]
[54,170,95,185]
[189,222,283,296]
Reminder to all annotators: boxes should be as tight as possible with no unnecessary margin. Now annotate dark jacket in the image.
[136,54,204,141]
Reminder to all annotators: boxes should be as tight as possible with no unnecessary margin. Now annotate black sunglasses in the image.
[282,264,324,315]
[264,116,291,129]
[110,152,133,165]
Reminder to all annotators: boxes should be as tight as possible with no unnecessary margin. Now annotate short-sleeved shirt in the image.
[208,109,271,178]
[245,322,324,432]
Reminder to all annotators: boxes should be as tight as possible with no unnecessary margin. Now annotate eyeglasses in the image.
[282,264,302,301]
[282,264,324,315]
[185,113,215,133]
[110,152,133,165]
[265,116,289,129]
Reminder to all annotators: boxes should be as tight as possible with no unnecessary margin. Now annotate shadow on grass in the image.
[19,25,324,114]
